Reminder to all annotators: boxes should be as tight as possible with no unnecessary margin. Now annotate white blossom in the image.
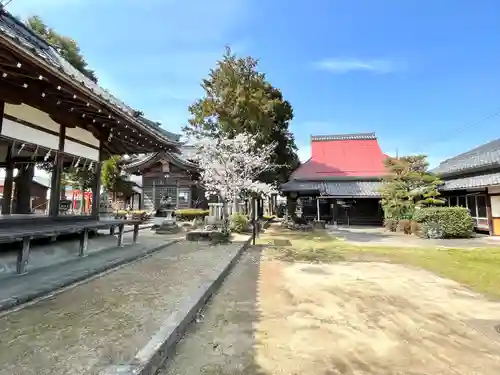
[247,181,277,197]
[191,133,276,204]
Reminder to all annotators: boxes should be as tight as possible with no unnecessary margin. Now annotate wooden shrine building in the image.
[124,145,202,211]
[0,7,180,220]
[281,133,386,226]
[432,138,500,235]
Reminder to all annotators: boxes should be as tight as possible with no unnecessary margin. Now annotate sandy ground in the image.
[161,247,500,375]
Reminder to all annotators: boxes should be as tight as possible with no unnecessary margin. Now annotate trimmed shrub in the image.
[413,206,473,239]
[397,219,412,235]
[384,218,398,232]
[230,212,250,233]
[175,209,209,221]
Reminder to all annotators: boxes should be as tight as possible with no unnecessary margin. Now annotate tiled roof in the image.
[0,8,179,146]
[281,180,382,197]
[439,172,500,191]
[123,146,197,171]
[432,138,500,177]
[292,132,387,179]
[137,117,181,142]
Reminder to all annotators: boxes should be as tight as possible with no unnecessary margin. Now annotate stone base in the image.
[155,220,180,235]
[313,220,326,229]
[186,230,216,241]
[186,230,229,243]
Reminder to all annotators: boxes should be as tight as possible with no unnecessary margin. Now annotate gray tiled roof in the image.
[281,180,382,197]
[432,139,500,177]
[137,117,181,142]
[0,8,179,146]
[439,172,500,191]
[123,146,197,171]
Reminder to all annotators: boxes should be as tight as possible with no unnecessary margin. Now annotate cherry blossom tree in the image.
[192,133,276,222]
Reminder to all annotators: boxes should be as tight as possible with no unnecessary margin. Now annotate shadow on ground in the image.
[328,227,391,243]
[158,242,267,375]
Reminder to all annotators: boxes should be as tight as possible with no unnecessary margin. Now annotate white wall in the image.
[2,103,100,161]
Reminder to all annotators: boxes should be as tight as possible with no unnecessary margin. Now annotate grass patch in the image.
[258,225,500,298]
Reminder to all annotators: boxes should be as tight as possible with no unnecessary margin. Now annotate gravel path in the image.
[0,239,247,375]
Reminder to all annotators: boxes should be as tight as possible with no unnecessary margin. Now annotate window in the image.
[477,195,487,218]
[178,189,190,205]
[467,195,477,217]
[449,196,458,206]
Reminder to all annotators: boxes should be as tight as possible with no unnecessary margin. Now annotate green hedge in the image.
[231,213,250,233]
[413,206,474,239]
[175,209,209,221]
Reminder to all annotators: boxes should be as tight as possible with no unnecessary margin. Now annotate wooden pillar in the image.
[91,145,103,219]
[2,148,13,215]
[14,164,34,214]
[49,124,66,216]
[316,197,320,221]
[486,189,494,235]
[176,179,180,207]
[152,180,156,209]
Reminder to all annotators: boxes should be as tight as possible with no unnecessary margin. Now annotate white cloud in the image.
[312,58,399,74]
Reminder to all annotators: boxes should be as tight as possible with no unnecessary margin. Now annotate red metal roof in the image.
[292,133,387,179]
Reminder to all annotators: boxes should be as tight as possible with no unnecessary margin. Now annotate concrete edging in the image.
[100,235,253,375]
[0,239,181,313]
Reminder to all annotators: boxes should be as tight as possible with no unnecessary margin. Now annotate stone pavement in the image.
[0,229,180,311]
[0,238,249,375]
[0,223,153,277]
[328,225,500,248]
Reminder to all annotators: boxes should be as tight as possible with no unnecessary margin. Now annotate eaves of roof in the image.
[0,8,179,148]
[432,138,500,177]
[281,180,383,197]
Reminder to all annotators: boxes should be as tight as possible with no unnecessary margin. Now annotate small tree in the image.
[380,155,443,220]
[192,133,276,230]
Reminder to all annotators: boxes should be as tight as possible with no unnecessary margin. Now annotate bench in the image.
[0,216,143,275]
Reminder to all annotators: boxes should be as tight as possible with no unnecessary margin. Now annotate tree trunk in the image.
[14,165,34,214]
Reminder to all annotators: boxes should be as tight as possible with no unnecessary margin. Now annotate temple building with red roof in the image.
[281,132,386,225]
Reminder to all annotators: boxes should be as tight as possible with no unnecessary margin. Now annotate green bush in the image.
[175,209,209,221]
[230,212,250,233]
[413,206,473,239]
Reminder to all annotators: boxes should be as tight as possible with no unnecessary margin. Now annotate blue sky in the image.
[6,0,500,167]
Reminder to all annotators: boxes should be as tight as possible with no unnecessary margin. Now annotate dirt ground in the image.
[161,246,500,375]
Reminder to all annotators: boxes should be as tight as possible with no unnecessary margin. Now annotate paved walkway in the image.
[0,237,249,375]
[328,225,500,248]
[0,224,153,277]
[0,229,180,311]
